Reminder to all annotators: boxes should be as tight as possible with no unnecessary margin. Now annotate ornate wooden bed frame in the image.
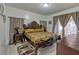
[23,21,59,55]
[24,21,46,31]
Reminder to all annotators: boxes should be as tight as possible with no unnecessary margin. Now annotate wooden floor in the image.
[56,39,79,55]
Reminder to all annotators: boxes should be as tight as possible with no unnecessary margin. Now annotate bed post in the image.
[35,46,39,55]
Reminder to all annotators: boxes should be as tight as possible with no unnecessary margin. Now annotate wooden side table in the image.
[13,34,22,45]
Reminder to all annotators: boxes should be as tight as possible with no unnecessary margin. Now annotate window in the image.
[65,16,77,37]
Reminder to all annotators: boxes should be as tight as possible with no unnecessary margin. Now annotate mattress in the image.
[24,32,53,44]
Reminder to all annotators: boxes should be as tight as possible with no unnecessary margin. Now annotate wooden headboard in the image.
[26,21,40,29]
[24,21,46,31]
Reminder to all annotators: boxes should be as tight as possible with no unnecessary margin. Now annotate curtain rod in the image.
[53,11,78,17]
[8,16,24,19]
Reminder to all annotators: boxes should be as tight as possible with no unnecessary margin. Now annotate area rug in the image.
[17,42,35,55]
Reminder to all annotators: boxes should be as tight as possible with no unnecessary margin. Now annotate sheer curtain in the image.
[58,14,71,39]
[57,19,63,38]
[53,13,79,40]
[53,15,70,38]
[64,16,77,48]
[58,15,65,39]
[65,16,77,37]
[53,18,63,38]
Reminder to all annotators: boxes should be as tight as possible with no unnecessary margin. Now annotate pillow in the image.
[34,28,44,32]
[24,28,44,33]
[24,29,35,33]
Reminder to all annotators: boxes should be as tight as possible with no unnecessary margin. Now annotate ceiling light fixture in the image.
[43,3,49,7]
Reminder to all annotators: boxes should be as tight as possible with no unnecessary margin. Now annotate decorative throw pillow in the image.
[24,29,35,33]
[34,28,44,32]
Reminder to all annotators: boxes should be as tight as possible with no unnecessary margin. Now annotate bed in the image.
[23,21,60,55]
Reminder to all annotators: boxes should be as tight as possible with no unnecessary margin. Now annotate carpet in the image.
[17,42,35,55]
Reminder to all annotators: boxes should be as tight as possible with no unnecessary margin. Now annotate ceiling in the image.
[5,3,79,15]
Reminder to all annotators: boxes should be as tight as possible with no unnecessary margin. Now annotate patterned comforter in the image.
[24,32,53,44]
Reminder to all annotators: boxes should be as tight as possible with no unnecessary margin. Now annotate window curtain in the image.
[9,17,24,44]
[63,13,77,31]
[64,14,71,27]
[66,13,77,29]
[53,12,79,39]
[58,15,64,38]
[76,12,79,30]
[58,15,70,39]
[53,16,58,33]
[64,13,78,30]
